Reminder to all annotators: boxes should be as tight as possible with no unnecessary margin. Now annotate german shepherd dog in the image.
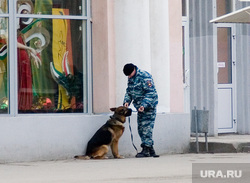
[74,106,132,159]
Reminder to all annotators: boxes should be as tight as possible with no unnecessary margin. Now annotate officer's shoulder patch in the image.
[146,80,153,87]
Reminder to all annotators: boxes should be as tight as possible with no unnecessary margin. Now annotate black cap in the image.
[123,63,135,76]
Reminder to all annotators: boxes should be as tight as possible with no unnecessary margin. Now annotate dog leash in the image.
[128,116,138,153]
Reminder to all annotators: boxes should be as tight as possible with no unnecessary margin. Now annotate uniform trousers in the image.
[137,107,156,147]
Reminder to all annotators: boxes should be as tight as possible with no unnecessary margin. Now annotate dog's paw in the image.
[115,155,125,159]
[74,155,90,160]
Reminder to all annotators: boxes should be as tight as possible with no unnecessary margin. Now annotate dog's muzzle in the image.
[125,108,132,117]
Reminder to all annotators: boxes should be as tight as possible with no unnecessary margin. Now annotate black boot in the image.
[135,145,150,158]
[149,146,160,158]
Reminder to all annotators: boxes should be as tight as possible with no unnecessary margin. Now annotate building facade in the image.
[0,0,189,163]
[188,0,250,135]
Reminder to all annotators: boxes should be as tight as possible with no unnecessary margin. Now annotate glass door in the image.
[217,26,236,133]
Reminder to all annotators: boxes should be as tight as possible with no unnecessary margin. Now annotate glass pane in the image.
[182,26,185,83]
[217,27,232,84]
[0,0,8,13]
[17,18,86,113]
[182,0,186,16]
[0,17,8,114]
[217,0,232,17]
[16,0,85,16]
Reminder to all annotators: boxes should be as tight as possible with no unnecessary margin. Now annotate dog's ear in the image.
[110,107,116,112]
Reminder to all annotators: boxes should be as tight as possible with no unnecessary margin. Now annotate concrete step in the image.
[189,134,250,153]
[242,146,250,153]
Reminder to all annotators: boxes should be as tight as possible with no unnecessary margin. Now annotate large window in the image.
[217,0,233,17]
[0,0,91,114]
[182,0,187,16]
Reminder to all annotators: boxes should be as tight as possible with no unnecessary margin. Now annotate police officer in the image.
[123,63,159,158]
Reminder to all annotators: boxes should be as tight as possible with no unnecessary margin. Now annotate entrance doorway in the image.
[217,26,237,133]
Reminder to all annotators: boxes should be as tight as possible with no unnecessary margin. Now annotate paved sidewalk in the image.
[1,153,250,183]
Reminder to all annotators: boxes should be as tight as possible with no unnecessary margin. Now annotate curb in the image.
[189,141,250,153]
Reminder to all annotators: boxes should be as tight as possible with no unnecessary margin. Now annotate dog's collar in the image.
[110,115,124,123]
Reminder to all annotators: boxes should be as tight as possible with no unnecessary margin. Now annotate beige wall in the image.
[149,0,170,113]
[92,0,184,113]
[114,0,152,107]
[169,0,184,113]
[92,0,116,113]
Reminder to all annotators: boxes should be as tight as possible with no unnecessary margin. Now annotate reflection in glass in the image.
[17,16,86,113]
[217,0,232,17]
[217,28,232,84]
[0,0,8,14]
[16,0,85,16]
[182,0,186,16]
[0,17,8,114]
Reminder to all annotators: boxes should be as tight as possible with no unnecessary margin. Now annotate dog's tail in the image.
[74,155,91,160]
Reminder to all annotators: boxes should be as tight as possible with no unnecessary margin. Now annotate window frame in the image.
[5,0,93,115]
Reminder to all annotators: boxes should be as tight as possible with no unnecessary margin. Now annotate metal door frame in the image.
[216,23,237,133]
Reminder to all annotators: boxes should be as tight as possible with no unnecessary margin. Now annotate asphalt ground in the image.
[1,153,250,183]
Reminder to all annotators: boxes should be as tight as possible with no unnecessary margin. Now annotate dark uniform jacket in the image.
[123,67,158,110]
